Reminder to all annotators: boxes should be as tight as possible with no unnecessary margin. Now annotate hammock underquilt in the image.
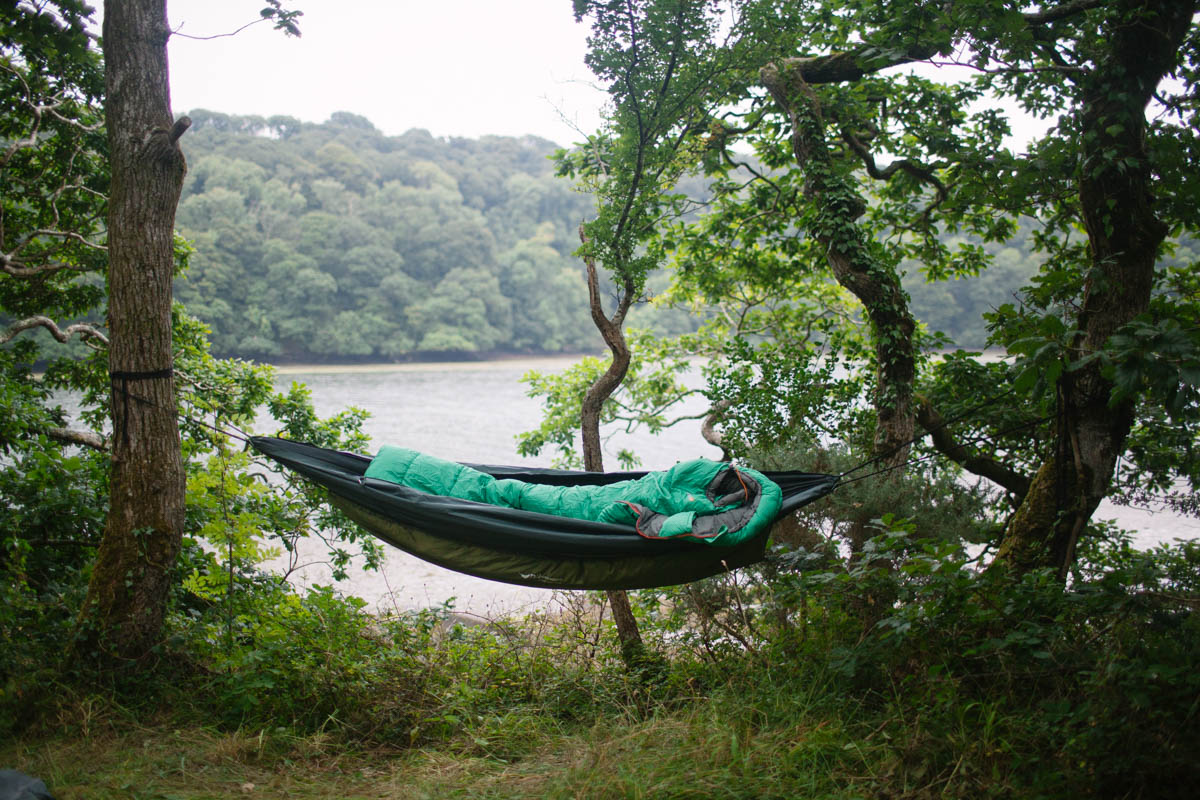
[249,436,840,591]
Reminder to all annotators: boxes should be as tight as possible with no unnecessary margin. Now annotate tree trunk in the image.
[760,63,917,476]
[760,62,917,561]
[996,0,1192,576]
[77,0,188,664]
[579,229,645,664]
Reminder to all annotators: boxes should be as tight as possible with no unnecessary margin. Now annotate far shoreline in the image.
[263,347,1010,375]
[269,353,588,375]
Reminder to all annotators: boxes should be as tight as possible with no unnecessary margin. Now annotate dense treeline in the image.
[175,111,601,360]
[174,111,1057,360]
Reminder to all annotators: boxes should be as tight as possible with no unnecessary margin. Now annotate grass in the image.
[1,688,874,800]
[5,723,510,799]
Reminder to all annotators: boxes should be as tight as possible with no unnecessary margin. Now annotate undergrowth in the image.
[3,524,1198,799]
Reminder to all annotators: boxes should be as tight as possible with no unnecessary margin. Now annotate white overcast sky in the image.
[162,0,608,146]
[148,1,1052,151]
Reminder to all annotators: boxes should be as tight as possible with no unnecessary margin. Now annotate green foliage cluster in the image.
[0,304,378,712]
[173,112,601,360]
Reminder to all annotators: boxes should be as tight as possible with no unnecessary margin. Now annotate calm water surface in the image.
[263,358,1198,616]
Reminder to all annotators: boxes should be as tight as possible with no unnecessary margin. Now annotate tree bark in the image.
[77,0,188,664]
[996,0,1193,576]
[578,228,645,664]
[760,63,917,476]
[759,61,919,631]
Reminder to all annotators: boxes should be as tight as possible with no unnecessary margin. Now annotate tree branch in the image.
[1,253,97,278]
[2,226,107,276]
[701,397,733,461]
[839,127,948,223]
[776,0,1109,87]
[916,397,1031,501]
[170,17,269,41]
[777,43,941,86]
[1023,0,1107,26]
[169,115,192,144]
[1,315,109,347]
[47,427,109,451]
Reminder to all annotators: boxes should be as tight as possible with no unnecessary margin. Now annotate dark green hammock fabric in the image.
[249,437,840,591]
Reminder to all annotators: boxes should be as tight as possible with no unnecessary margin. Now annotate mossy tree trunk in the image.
[760,63,917,476]
[995,0,1192,577]
[77,0,188,664]
[760,62,917,558]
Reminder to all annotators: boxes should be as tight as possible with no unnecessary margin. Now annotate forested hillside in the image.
[174,111,1049,360]
[175,111,601,360]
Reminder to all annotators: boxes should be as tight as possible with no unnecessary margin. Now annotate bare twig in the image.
[170,17,268,41]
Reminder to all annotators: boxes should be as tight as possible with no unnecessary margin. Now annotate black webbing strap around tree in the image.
[109,366,175,445]
[109,368,175,381]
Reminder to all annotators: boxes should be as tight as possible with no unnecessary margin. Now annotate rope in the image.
[183,414,250,444]
[838,385,1020,480]
[837,413,1050,487]
[108,366,253,447]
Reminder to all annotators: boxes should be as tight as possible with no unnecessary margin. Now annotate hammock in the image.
[249,436,840,591]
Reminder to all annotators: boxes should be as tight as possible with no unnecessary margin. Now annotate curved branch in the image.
[579,226,636,474]
[840,127,948,222]
[701,397,733,461]
[916,397,1031,502]
[1,315,109,347]
[1,254,97,278]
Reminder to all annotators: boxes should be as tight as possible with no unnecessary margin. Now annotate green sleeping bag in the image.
[364,446,784,547]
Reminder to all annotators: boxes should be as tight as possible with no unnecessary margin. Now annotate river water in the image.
[262,359,1199,616]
